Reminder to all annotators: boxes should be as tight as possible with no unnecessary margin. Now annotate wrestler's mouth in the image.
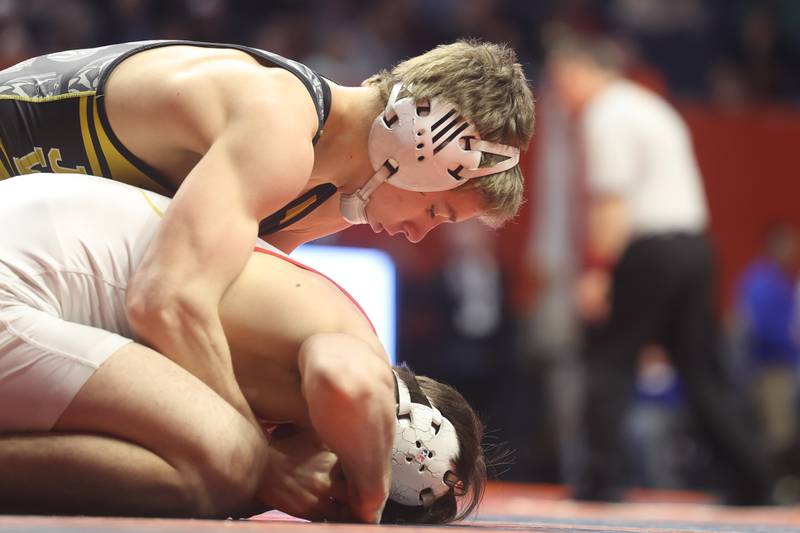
[368,221,407,239]
[387,227,409,239]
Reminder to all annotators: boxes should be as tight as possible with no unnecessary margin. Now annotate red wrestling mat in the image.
[1,482,799,532]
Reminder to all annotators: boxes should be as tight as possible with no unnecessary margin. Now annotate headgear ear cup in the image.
[389,370,462,507]
[340,83,520,224]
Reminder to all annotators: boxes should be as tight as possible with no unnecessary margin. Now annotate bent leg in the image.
[0,304,269,517]
[61,342,268,516]
[0,432,194,516]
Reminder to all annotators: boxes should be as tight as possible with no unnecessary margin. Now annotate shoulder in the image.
[740,261,778,290]
[212,65,320,177]
[248,249,386,356]
[587,81,655,117]
[226,64,317,126]
[585,80,685,139]
[582,85,632,140]
[112,45,319,150]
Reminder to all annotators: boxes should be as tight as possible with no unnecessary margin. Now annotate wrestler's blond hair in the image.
[363,40,535,227]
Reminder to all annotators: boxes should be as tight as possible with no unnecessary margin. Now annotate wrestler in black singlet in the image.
[0,40,336,236]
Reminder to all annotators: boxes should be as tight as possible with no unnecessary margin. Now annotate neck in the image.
[312,83,383,193]
[578,72,616,111]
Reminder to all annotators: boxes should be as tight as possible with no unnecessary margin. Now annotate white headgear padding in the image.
[389,370,462,508]
[340,83,521,225]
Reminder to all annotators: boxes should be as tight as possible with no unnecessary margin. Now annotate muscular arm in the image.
[298,333,395,524]
[126,65,317,421]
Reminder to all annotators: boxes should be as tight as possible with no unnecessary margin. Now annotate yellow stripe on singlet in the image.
[79,96,102,176]
[0,137,13,179]
[140,190,164,218]
[279,195,317,225]
[92,103,171,196]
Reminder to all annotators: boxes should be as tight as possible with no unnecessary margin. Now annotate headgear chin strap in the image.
[340,83,520,225]
[389,370,462,508]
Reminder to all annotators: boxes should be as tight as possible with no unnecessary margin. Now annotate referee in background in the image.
[546,28,774,504]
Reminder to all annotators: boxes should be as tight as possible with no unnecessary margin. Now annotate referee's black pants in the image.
[577,233,773,503]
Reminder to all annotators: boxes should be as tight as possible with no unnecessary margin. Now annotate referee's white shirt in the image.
[581,79,709,237]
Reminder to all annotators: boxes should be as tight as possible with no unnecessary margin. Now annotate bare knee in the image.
[51,343,268,517]
[177,426,266,518]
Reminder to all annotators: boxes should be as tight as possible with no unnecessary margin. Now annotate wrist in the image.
[582,252,612,272]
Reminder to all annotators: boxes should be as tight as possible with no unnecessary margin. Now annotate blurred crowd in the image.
[1,0,800,104]
[2,0,800,504]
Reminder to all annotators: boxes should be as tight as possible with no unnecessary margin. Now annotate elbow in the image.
[343,366,394,407]
[127,278,168,332]
[316,359,389,405]
[126,282,204,344]
[301,335,394,407]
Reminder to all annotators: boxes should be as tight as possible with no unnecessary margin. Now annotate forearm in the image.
[309,381,394,522]
[300,334,395,522]
[585,194,630,267]
[126,183,260,422]
[128,288,255,423]
[309,375,394,487]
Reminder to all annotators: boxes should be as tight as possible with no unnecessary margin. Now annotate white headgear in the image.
[390,370,462,507]
[340,83,520,225]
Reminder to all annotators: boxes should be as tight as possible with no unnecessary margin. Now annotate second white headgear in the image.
[340,83,520,225]
[389,369,462,507]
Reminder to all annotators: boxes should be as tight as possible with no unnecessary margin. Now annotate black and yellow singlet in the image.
[0,40,337,236]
